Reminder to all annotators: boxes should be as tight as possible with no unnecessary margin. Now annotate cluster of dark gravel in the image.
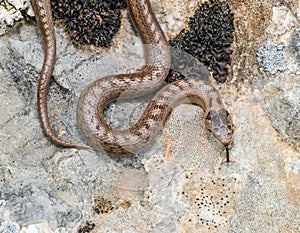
[170,0,234,83]
[50,0,126,47]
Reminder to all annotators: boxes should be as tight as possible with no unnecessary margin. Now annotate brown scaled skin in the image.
[32,0,234,162]
[32,0,90,149]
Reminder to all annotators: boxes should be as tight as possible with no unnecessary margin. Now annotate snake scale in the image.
[32,0,234,162]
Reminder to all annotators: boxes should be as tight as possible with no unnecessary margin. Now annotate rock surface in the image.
[0,0,299,232]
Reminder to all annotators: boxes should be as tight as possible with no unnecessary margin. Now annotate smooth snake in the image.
[31,0,234,162]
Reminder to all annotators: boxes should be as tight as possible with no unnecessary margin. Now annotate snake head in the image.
[205,109,233,146]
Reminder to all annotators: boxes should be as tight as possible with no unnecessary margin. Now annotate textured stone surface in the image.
[0,0,300,233]
[0,0,33,35]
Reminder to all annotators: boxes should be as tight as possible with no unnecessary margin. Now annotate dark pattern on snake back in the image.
[32,0,234,161]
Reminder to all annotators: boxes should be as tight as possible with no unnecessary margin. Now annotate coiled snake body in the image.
[32,0,233,161]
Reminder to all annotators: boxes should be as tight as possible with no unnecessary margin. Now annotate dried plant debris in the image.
[49,0,126,47]
[170,0,234,83]
[93,197,115,214]
[78,221,95,233]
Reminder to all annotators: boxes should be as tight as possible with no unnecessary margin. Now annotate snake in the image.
[32,0,234,162]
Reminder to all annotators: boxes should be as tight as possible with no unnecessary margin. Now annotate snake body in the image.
[32,0,233,160]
